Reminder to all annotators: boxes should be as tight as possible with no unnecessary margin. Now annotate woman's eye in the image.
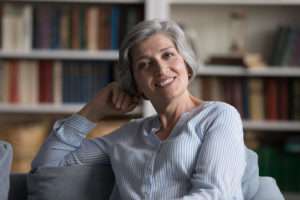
[137,61,148,70]
[163,52,174,59]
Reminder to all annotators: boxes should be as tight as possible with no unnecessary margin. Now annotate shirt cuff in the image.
[63,114,97,135]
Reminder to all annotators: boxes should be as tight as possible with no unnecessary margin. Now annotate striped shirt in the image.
[32,101,246,200]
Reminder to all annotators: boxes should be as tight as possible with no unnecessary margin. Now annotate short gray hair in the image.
[117,19,199,96]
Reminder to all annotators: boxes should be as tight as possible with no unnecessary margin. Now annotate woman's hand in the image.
[78,82,140,123]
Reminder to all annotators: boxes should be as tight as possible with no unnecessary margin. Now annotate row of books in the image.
[0,60,113,104]
[269,26,300,66]
[198,77,300,120]
[0,3,143,51]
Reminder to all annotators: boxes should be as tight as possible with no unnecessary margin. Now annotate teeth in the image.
[157,77,175,87]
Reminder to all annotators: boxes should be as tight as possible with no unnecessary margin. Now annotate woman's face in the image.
[131,33,190,102]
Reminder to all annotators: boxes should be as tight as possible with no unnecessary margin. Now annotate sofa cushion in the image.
[252,177,285,200]
[27,164,115,200]
[0,140,13,200]
[242,149,260,200]
[9,174,28,200]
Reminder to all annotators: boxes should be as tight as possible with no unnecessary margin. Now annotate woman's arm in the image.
[32,82,139,169]
[31,114,103,168]
[179,105,246,200]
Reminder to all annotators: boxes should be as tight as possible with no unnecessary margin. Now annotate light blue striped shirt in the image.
[32,101,247,199]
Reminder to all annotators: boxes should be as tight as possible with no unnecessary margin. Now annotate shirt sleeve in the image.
[178,105,246,200]
[31,114,111,169]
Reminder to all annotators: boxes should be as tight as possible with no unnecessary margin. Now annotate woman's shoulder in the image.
[187,101,242,127]
[193,101,240,117]
[187,101,243,139]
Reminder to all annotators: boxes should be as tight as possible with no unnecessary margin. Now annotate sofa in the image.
[8,166,284,200]
[1,139,284,200]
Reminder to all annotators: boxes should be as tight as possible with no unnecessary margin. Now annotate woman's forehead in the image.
[131,33,175,58]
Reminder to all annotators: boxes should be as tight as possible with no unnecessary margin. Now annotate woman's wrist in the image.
[77,104,104,123]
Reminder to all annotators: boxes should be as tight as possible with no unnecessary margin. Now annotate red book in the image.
[39,60,53,103]
[200,77,212,100]
[231,78,244,117]
[98,6,112,50]
[9,60,19,103]
[71,6,80,49]
[265,78,278,120]
[278,78,289,120]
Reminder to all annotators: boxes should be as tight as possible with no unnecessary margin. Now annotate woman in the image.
[32,19,250,199]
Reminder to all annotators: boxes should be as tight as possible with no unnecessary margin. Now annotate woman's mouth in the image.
[155,77,176,88]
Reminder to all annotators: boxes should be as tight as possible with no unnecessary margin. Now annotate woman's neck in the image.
[154,93,202,131]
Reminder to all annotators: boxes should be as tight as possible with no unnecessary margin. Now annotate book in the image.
[98,6,111,49]
[278,78,289,120]
[39,60,53,103]
[248,78,265,120]
[34,5,52,49]
[111,6,120,49]
[86,6,99,50]
[53,61,62,105]
[2,4,32,51]
[264,78,279,120]
[60,6,72,49]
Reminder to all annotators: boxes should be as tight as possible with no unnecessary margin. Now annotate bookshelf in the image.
[0,50,119,60]
[167,0,300,198]
[198,65,300,77]
[0,0,167,117]
[0,0,167,173]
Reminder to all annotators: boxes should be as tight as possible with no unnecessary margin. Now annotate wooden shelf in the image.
[0,104,142,116]
[169,0,300,5]
[197,66,300,77]
[7,0,144,4]
[284,192,300,200]
[0,50,119,61]
[243,120,300,132]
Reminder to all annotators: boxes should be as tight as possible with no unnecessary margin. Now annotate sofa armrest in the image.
[9,173,28,200]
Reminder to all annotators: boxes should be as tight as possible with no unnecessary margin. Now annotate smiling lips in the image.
[155,77,176,88]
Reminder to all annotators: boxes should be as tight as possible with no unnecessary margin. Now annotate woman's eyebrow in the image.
[160,46,174,52]
[135,46,175,62]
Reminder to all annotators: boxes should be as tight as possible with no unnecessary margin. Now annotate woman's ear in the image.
[186,65,193,80]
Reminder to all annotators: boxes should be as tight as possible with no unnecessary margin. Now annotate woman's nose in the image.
[153,59,168,73]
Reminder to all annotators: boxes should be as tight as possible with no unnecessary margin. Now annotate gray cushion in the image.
[0,140,13,200]
[242,149,260,200]
[252,177,285,200]
[27,164,115,200]
[9,174,28,200]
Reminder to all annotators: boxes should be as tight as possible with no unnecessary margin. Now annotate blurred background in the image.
[0,1,299,199]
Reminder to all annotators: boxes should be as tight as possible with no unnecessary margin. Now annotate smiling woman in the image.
[31,19,263,200]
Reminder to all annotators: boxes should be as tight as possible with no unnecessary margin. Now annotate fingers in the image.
[111,84,140,113]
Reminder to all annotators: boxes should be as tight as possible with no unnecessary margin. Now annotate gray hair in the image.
[117,19,199,96]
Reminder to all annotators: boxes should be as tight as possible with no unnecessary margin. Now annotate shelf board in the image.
[169,0,300,5]
[0,104,142,116]
[284,192,300,200]
[197,66,300,77]
[243,120,300,132]
[6,0,144,3]
[0,50,119,60]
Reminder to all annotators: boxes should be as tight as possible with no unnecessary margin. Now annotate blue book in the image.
[51,6,62,49]
[242,78,249,119]
[62,62,70,103]
[111,6,120,49]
